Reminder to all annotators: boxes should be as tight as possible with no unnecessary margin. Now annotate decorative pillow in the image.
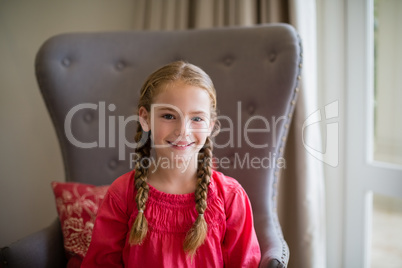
[51,182,109,266]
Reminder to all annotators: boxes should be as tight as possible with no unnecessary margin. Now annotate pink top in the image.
[81,170,261,267]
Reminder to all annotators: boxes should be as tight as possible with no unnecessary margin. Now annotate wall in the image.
[316,0,345,267]
[0,0,136,246]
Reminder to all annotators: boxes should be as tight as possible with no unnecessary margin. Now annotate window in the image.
[345,0,402,267]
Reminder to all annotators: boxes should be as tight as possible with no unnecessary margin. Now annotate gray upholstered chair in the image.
[0,24,301,268]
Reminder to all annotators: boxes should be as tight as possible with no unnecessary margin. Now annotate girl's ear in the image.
[209,118,220,137]
[138,106,151,132]
[208,120,215,134]
[208,119,216,136]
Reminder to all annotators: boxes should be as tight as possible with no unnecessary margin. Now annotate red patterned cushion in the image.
[51,182,109,266]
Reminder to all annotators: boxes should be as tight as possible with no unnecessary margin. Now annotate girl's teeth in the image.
[174,143,187,147]
[170,142,191,147]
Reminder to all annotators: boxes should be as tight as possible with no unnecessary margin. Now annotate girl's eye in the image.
[162,114,175,120]
[192,116,203,122]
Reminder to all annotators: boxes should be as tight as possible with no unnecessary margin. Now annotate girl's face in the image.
[139,81,214,163]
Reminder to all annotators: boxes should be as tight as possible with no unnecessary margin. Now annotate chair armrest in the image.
[262,256,287,268]
[256,214,289,268]
[0,219,67,268]
[260,247,289,268]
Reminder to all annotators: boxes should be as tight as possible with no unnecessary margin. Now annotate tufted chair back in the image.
[35,24,301,267]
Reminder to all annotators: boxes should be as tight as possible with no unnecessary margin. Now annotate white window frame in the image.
[344,0,402,267]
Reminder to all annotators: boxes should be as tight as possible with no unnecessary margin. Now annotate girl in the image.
[82,61,261,267]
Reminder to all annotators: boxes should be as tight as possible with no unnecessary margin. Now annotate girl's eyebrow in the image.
[156,107,177,113]
[190,111,209,116]
[156,107,208,116]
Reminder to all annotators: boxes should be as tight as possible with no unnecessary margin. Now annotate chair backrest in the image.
[35,24,301,266]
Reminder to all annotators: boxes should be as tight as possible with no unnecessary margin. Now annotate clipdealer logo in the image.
[63,101,289,164]
[302,100,339,167]
[64,101,340,169]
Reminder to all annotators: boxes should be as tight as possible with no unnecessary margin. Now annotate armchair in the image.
[1,23,302,267]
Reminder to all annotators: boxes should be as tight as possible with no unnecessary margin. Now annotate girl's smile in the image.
[167,140,195,150]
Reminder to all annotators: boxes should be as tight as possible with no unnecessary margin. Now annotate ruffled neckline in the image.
[146,174,217,208]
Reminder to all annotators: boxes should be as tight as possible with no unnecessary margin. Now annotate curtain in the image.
[278,1,326,267]
[132,1,326,267]
[133,0,289,30]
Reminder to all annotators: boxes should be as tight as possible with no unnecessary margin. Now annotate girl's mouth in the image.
[167,141,195,149]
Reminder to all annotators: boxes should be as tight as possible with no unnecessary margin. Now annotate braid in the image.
[183,137,213,257]
[129,124,151,245]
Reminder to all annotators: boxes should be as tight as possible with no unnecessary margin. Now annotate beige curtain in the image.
[132,1,325,267]
[133,0,289,30]
[280,1,326,267]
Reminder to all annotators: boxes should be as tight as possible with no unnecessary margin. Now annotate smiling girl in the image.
[82,61,261,267]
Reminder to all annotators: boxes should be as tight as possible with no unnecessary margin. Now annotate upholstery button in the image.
[229,155,235,165]
[115,61,125,71]
[109,159,118,169]
[269,53,276,62]
[62,58,70,67]
[224,57,233,66]
[247,104,255,115]
[83,112,93,123]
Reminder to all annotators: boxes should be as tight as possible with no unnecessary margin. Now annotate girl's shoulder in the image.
[110,169,135,188]
[106,170,136,204]
[211,170,248,203]
[211,170,243,190]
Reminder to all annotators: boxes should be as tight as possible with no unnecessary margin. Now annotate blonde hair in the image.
[129,61,218,257]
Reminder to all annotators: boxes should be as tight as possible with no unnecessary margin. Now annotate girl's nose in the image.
[175,119,190,137]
